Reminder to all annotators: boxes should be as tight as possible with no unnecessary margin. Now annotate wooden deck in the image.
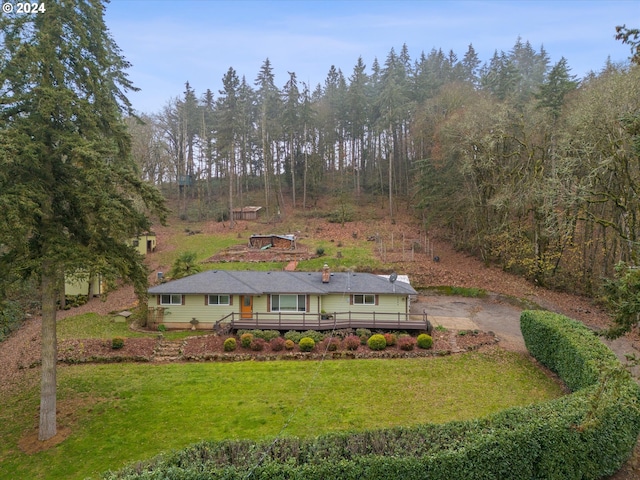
[215,312,431,332]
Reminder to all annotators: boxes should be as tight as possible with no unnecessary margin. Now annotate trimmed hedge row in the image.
[520,310,619,392]
[103,310,640,480]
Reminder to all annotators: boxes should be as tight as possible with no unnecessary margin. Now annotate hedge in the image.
[103,310,640,480]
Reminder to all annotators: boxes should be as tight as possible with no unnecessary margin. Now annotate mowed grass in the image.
[56,313,209,341]
[0,351,564,480]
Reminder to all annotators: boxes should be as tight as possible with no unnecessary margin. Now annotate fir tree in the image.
[0,0,166,441]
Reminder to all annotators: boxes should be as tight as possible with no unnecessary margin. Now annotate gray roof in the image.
[148,270,417,296]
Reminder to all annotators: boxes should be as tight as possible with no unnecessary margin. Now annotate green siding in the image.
[150,293,408,327]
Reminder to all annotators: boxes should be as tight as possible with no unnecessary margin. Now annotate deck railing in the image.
[215,311,429,332]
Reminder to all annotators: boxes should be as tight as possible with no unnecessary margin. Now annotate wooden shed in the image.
[249,234,296,249]
[232,206,262,221]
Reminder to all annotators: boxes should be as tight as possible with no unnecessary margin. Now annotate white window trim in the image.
[353,294,376,305]
[160,294,182,305]
[271,294,307,312]
[208,294,230,306]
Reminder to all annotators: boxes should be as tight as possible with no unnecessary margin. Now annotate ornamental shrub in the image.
[367,334,387,351]
[250,338,266,351]
[398,336,416,351]
[111,337,125,350]
[270,337,286,352]
[417,333,433,349]
[322,338,340,352]
[300,330,325,343]
[383,332,397,346]
[223,337,237,352]
[240,333,253,348]
[239,329,280,341]
[298,337,315,352]
[284,330,302,344]
[284,339,295,350]
[344,335,360,351]
[355,328,371,338]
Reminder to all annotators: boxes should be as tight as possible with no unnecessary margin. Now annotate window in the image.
[208,294,230,305]
[353,294,376,305]
[271,294,306,312]
[160,294,182,305]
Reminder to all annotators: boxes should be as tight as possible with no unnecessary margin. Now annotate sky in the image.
[104,0,638,114]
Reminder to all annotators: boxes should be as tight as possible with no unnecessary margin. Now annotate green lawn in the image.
[0,351,564,480]
[56,313,209,341]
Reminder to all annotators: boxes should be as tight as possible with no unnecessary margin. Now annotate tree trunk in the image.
[39,261,58,441]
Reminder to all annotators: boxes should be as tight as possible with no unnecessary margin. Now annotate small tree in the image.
[169,251,202,279]
[603,262,640,338]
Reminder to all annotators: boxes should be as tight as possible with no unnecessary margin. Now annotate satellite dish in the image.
[389,272,397,293]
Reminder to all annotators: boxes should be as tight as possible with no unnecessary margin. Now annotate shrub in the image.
[398,336,416,351]
[284,339,295,351]
[250,338,266,352]
[270,337,286,352]
[157,324,166,332]
[417,334,433,349]
[322,338,340,352]
[239,329,280,342]
[286,330,324,344]
[355,328,371,338]
[344,335,360,351]
[300,330,325,344]
[111,337,125,350]
[284,330,302,344]
[240,333,254,348]
[316,247,325,256]
[367,334,387,351]
[383,332,397,346]
[298,337,315,352]
[223,337,237,352]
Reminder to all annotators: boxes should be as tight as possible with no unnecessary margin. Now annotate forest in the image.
[128,37,640,298]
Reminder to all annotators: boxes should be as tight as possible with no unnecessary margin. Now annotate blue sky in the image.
[104,0,638,114]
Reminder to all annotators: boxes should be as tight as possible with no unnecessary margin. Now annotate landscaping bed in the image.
[56,338,157,364]
[53,329,498,364]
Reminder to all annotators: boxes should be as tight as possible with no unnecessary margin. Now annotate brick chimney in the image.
[322,263,330,283]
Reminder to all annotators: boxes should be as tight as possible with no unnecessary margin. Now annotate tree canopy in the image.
[0,0,166,440]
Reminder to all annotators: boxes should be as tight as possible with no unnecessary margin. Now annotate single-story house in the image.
[147,266,421,331]
[232,206,262,221]
[249,234,296,250]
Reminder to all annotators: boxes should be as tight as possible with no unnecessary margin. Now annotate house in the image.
[232,206,262,221]
[248,234,296,250]
[130,232,157,255]
[146,266,423,331]
[64,273,106,297]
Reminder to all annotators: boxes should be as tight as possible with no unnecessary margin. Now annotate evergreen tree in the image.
[0,0,166,441]
[254,58,281,216]
[217,67,240,226]
[536,57,578,119]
